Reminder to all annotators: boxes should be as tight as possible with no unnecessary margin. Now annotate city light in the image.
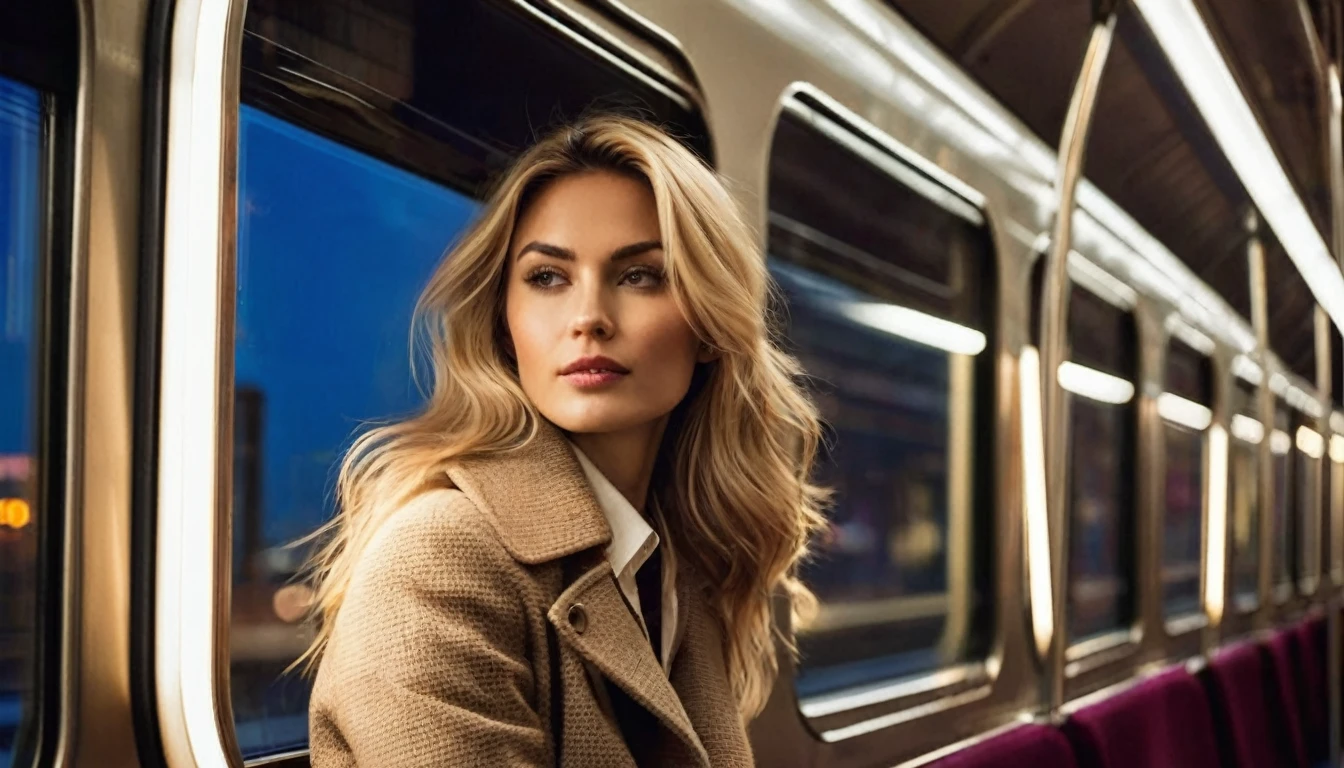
[0,497,31,529]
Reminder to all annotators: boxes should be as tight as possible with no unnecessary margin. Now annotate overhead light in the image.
[1231,414,1265,445]
[1058,362,1135,405]
[1332,412,1344,434]
[1158,392,1212,431]
[1133,0,1344,334]
[1271,430,1293,456]
[1297,426,1325,460]
[837,300,987,356]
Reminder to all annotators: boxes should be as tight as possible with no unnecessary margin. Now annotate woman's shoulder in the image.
[355,485,518,589]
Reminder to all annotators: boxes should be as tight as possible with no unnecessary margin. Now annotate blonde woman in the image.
[304,115,827,767]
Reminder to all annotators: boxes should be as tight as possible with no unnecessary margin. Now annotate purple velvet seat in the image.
[928,724,1078,768]
[1265,630,1310,768]
[1062,668,1220,768]
[1203,641,1299,768]
[1294,617,1328,763]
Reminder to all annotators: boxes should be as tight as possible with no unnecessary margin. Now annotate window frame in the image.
[0,4,81,765]
[764,85,1010,744]
[151,0,714,765]
[1057,279,1140,674]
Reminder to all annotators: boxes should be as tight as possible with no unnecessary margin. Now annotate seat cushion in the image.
[1265,630,1309,767]
[1295,617,1328,762]
[1203,641,1299,768]
[929,724,1078,768]
[1062,668,1220,768]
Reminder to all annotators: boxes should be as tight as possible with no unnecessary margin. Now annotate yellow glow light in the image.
[1,498,32,529]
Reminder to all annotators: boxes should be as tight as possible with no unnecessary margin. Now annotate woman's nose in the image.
[569,283,615,340]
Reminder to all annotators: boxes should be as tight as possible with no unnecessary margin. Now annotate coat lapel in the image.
[548,559,710,767]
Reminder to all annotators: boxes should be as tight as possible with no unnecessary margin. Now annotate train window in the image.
[1062,286,1136,643]
[767,101,994,704]
[0,77,43,766]
[1271,402,1292,596]
[1229,377,1261,608]
[1330,420,1344,583]
[1160,337,1211,619]
[1293,411,1323,590]
[230,107,477,757]
[229,1,710,758]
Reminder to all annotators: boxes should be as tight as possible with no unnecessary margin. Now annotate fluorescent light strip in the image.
[1133,0,1344,334]
[838,301,987,355]
[1331,434,1344,464]
[1297,426,1325,459]
[1158,392,1212,431]
[1019,346,1054,660]
[1231,414,1265,445]
[1205,424,1229,625]
[1058,362,1135,405]
[1166,316,1216,356]
[1271,430,1293,456]
[1332,412,1344,434]
[1270,372,1290,396]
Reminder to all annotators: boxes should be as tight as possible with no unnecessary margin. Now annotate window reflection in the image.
[1272,404,1292,592]
[1161,425,1203,617]
[0,77,41,765]
[1160,340,1209,619]
[1064,287,1135,643]
[231,106,476,757]
[1229,382,1260,605]
[768,106,992,701]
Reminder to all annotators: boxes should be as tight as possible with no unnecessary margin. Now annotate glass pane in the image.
[1230,441,1261,603]
[1161,424,1203,617]
[1065,289,1134,642]
[1068,400,1132,639]
[1272,405,1292,590]
[1295,438,1318,585]
[0,77,42,766]
[230,106,477,758]
[769,108,992,700]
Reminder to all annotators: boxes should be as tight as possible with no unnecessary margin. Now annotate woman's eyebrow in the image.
[516,240,663,262]
[609,240,663,261]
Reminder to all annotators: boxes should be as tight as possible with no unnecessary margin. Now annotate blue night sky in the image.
[235,106,479,547]
[0,78,40,462]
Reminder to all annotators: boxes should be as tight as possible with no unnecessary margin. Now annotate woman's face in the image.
[504,170,709,437]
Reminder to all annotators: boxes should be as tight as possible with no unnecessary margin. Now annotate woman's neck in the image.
[569,416,668,513]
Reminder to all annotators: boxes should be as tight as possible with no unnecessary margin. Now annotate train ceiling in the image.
[890,0,1332,381]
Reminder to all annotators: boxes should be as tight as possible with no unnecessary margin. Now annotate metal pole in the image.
[1040,8,1119,714]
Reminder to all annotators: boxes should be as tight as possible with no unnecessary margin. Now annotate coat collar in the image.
[445,420,611,564]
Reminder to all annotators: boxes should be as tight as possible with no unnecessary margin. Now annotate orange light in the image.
[1,498,31,529]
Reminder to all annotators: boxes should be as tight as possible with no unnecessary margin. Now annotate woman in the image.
[303,114,828,767]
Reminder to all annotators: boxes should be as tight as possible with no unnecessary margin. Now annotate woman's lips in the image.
[562,369,628,388]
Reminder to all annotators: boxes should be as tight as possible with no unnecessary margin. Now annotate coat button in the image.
[567,603,588,634]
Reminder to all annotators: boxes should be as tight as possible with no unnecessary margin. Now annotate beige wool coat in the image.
[308,424,755,767]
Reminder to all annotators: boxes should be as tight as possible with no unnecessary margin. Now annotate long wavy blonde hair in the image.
[297,114,828,718]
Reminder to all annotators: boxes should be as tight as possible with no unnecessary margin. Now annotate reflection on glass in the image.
[1295,443,1317,585]
[231,106,476,758]
[0,77,41,766]
[1161,424,1203,617]
[1272,407,1292,591]
[1230,440,1260,603]
[1068,399,1132,640]
[775,262,974,698]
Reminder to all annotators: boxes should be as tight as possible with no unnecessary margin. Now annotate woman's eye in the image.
[525,268,567,288]
[621,266,665,288]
